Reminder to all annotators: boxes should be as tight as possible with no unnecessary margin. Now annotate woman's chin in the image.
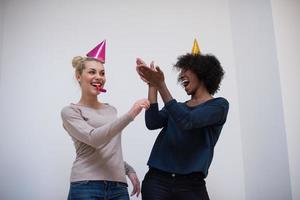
[88,90,99,96]
[184,88,191,95]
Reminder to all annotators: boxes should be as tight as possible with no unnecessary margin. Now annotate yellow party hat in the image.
[191,38,201,55]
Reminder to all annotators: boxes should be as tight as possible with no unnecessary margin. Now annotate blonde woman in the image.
[62,42,149,200]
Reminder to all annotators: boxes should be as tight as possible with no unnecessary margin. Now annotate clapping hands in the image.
[136,58,165,88]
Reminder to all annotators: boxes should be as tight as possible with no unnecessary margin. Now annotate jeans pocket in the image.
[68,181,96,200]
[110,182,129,200]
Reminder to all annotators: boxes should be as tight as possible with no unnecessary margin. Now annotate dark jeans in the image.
[141,168,210,200]
[68,180,129,200]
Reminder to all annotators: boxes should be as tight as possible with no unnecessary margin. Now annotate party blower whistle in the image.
[95,84,107,93]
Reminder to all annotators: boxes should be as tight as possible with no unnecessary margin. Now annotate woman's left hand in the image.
[136,58,165,87]
[127,172,141,197]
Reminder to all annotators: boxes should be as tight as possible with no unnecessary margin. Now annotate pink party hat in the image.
[86,40,106,63]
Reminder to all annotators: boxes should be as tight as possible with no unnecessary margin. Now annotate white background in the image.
[0,0,299,200]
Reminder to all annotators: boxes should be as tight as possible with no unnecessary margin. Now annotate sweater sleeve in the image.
[145,103,168,130]
[61,106,134,148]
[164,99,229,130]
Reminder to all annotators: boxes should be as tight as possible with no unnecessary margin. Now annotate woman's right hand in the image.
[136,58,164,88]
[136,58,150,84]
[128,99,150,119]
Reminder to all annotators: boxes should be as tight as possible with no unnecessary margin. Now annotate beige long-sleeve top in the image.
[61,103,135,183]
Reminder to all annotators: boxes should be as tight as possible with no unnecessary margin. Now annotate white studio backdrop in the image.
[0,0,298,200]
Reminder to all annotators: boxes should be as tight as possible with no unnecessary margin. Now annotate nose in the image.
[94,73,105,83]
[95,73,101,80]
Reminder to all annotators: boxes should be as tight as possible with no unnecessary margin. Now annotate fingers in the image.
[136,59,156,72]
[136,65,151,84]
[136,65,150,78]
[140,100,150,109]
[150,61,159,72]
[140,99,150,105]
[128,172,141,197]
[140,76,150,84]
[138,66,156,78]
[129,99,150,118]
[137,186,141,197]
[131,181,141,197]
[136,57,149,74]
[130,182,138,196]
[137,99,150,109]
[137,67,152,84]
[134,178,141,197]
[136,59,161,87]
[130,184,136,196]
[136,57,146,65]
[136,70,150,84]
[156,66,161,72]
[150,61,154,69]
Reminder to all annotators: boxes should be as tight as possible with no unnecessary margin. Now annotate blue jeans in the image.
[141,168,210,200]
[68,180,129,200]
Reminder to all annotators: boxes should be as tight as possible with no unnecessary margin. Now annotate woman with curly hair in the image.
[136,48,229,200]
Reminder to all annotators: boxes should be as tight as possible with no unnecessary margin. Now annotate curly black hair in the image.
[173,53,225,95]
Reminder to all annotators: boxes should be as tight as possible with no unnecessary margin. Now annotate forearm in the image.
[62,107,134,148]
[124,161,136,175]
[67,113,133,148]
[148,86,158,103]
[157,82,173,104]
[92,113,134,143]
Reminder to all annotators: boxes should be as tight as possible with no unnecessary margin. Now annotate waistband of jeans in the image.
[148,168,205,179]
[71,180,128,187]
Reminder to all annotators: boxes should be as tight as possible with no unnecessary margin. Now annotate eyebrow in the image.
[179,73,185,78]
[88,68,105,73]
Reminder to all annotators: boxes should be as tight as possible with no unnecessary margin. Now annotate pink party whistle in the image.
[95,84,107,93]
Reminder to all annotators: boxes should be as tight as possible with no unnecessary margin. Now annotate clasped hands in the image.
[136,58,165,88]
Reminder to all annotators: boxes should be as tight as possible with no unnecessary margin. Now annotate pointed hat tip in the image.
[191,38,201,55]
[86,40,106,63]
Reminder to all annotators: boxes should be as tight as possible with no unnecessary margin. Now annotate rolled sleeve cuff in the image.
[164,99,177,109]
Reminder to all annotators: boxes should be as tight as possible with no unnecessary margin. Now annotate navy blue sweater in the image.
[145,97,229,177]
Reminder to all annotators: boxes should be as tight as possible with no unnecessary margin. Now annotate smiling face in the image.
[77,60,106,96]
[179,69,202,95]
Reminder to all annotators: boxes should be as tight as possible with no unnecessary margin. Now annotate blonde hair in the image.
[72,56,101,76]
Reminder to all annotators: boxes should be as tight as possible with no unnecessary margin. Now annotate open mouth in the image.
[91,82,101,88]
[91,83,106,93]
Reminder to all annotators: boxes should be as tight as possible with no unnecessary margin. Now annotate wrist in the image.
[127,111,136,120]
[157,82,173,103]
[157,81,166,91]
[149,85,157,91]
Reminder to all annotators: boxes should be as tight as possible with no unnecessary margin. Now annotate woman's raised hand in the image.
[128,98,150,119]
[136,58,150,84]
[136,58,164,87]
